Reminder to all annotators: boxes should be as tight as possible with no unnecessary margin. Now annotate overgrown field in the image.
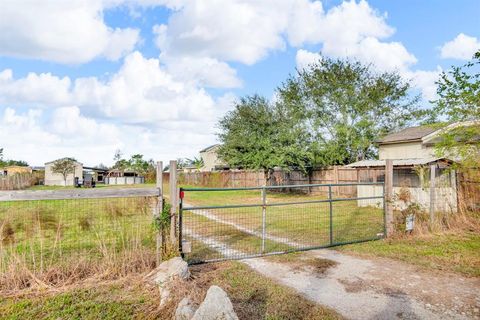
[181,187,385,263]
[0,261,341,320]
[0,196,157,291]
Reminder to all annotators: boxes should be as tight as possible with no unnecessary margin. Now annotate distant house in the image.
[0,165,32,176]
[346,123,479,213]
[44,158,83,186]
[199,144,228,171]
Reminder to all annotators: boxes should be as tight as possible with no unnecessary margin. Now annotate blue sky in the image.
[0,0,478,166]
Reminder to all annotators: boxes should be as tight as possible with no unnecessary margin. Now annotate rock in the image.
[160,287,171,307]
[175,298,196,320]
[192,286,238,320]
[151,257,190,287]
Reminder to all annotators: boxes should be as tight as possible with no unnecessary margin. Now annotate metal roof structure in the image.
[346,157,453,168]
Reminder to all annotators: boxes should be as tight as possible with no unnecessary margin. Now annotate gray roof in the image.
[200,144,220,153]
[346,157,452,168]
[45,158,82,165]
[378,126,439,144]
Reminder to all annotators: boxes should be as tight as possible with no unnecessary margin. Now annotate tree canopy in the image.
[277,57,420,166]
[431,50,480,166]
[0,147,29,167]
[217,95,311,178]
[217,56,421,171]
[51,158,78,186]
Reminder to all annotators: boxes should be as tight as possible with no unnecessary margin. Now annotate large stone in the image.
[152,257,190,287]
[192,286,238,320]
[175,297,196,320]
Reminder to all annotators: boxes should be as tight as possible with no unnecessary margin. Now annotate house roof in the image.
[346,157,453,168]
[200,144,220,153]
[377,125,440,144]
[45,158,82,165]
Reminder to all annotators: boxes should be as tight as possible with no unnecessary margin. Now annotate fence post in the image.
[328,185,333,245]
[429,163,436,226]
[155,161,163,264]
[169,160,178,246]
[385,159,394,236]
[261,186,267,253]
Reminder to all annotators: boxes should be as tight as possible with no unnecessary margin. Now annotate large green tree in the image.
[217,95,312,180]
[432,50,480,166]
[277,57,420,166]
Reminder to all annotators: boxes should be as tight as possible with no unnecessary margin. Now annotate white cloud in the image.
[0,52,225,125]
[440,33,480,60]
[0,1,140,64]
[154,0,416,75]
[403,68,442,101]
[0,70,71,106]
[0,50,235,165]
[295,50,322,70]
[158,54,242,88]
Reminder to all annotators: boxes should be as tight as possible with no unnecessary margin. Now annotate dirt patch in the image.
[265,253,338,276]
[245,249,480,319]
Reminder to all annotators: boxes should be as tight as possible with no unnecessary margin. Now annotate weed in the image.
[78,216,92,231]
[1,220,15,245]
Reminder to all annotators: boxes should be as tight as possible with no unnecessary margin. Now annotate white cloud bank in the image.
[440,33,480,60]
[0,0,455,165]
[0,51,233,165]
[0,1,140,63]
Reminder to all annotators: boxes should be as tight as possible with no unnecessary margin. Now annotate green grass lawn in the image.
[180,186,384,263]
[0,196,157,277]
[0,261,341,320]
[338,231,480,277]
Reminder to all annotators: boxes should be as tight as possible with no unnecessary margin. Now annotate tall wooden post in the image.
[155,161,163,264]
[429,164,436,226]
[169,160,178,245]
[385,159,394,236]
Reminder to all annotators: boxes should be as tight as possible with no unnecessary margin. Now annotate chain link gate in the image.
[179,183,385,264]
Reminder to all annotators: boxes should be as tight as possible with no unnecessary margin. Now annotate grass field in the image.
[0,261,341,320]
[339,231,480,277]
[0,195,158,290]
[180,186,384,263]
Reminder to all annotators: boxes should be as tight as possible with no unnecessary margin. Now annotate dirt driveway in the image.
[244,250,480,320]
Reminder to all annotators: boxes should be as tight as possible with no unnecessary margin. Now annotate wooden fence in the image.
[175,167,366,196]
[457,169,480,213]
[0,173,36,190]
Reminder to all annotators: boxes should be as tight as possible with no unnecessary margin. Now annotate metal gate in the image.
[179,183,385,264]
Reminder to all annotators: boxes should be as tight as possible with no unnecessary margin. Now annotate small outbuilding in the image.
[44,158,83,186]
[347,158,457,213]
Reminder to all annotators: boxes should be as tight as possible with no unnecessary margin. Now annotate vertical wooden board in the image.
[385,159,394,236]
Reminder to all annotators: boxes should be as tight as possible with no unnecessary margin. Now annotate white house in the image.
[346,123,476,213]
[44,158,83,186]
[199,144,228,171]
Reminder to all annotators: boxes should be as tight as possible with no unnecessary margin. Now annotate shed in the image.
[347,158,458,213]
[44,158,83,186]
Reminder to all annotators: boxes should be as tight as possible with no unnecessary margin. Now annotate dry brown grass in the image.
[0,247,157,295]
[391,186,480,238]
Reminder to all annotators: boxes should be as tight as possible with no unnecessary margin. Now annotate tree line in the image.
[217,52,480,178]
